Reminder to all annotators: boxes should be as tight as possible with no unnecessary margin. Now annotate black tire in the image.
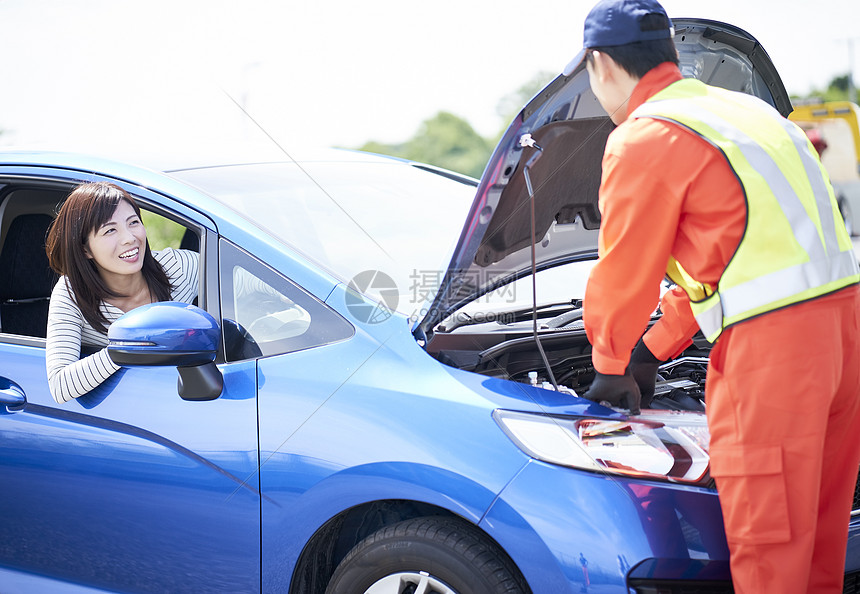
[325,517,529,594]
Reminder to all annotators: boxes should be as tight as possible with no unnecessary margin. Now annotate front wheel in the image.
[325,517,529,594]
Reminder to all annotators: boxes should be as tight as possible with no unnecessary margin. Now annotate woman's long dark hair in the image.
[46,181,172,333]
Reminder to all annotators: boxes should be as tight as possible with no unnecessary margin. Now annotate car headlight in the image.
[493,409,711,485]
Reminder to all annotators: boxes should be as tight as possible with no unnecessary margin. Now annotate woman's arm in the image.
[45,281,120,403]
[158,247,199,303]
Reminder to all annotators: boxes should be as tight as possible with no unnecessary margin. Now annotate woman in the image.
[45,181,198,403]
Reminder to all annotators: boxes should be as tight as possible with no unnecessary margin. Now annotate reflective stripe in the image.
[632,81,859,341]
[693,298,723,343]
[721,250,859,320]
[727,92,842,258]
[694,250,860,340]
[783,123,839,258]
[634,99,830,265]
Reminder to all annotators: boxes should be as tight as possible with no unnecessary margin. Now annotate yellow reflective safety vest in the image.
[630,78,860,343]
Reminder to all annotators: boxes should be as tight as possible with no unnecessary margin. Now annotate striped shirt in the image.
[46,248,199,403]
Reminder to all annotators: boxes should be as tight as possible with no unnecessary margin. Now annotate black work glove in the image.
[628,339,665,409]
[583,371,641,415]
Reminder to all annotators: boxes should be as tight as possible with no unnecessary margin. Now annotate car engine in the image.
[427,303,711,412]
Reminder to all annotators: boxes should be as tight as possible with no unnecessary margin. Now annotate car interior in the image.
[0,186,65,338]
[0,182,199,342]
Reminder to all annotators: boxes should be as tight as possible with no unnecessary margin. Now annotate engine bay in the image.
[427,301,711,413]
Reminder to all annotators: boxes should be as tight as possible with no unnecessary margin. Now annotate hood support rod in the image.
[520,134,559,390]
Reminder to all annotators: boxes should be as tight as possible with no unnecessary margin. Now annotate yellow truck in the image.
[789,101,860,236]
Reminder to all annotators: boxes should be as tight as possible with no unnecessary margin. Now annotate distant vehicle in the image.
[790,101,860,236]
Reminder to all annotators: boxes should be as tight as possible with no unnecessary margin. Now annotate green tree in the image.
[359,111,491,179]
[494,70,557,142]
[357,71,558,178]
[141,210,186,250]
[795,73,859,104]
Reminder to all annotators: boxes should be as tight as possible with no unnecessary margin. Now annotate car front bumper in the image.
[480,458,730,593]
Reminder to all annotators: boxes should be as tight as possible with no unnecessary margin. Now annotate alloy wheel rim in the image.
[364,571,458,594]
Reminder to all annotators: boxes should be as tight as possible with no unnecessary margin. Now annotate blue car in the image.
[0,19,857,593]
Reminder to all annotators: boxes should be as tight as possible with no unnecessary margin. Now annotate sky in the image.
[0,0,858,163]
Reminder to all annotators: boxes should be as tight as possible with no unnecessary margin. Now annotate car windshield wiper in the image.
[439,300,582,332]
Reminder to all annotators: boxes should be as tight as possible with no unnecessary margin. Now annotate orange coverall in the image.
[583,62,860,593]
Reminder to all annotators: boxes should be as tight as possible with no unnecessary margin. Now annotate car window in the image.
[219,239,354,361]
[141,209,187,250]
[0,184,202,342]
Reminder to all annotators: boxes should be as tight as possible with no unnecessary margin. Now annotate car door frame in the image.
[0,166,264,592]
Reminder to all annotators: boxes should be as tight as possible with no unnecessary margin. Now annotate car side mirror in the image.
[108,302,223,401]
[0,377,26,412]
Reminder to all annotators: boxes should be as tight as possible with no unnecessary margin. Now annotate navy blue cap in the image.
[584,0,673,47]
[563,0,673,75]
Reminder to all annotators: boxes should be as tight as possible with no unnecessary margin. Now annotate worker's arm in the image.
[584,120,688,375]
[642,286,699,361]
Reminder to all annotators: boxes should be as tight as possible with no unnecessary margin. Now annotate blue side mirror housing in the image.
[108,302,223,401]
[108,302,219,366]
[0,377,26,412]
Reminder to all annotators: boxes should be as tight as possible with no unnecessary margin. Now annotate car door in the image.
[0,177,261,593]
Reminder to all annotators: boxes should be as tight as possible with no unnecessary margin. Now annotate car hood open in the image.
[414,19,791,338]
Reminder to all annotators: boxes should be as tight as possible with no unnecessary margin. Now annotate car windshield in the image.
[169,158,476,318]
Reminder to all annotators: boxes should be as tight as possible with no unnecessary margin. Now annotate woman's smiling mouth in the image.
[119,247,140,261]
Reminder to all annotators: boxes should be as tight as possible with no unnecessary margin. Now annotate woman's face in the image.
[84,199,147,281]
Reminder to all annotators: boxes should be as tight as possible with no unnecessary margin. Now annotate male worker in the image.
[573,0,860,592]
